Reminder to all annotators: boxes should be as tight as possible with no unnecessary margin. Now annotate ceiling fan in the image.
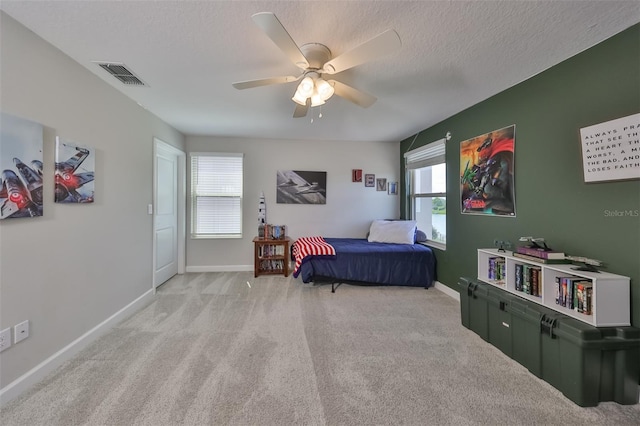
[232,12,401,118]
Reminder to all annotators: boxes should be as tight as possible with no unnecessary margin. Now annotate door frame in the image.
[152,137,186,291]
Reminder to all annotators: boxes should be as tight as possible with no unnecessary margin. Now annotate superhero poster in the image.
[460,125,516,216]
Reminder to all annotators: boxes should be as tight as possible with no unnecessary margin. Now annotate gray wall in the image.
[0,13,184,388]
[186,136,400,270]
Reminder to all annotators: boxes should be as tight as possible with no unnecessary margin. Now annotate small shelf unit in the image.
[253,237,290,277]
[477,248,630,327]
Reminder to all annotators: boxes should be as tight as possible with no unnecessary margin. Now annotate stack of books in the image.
[513,246,567,264]
[258,224,287,240]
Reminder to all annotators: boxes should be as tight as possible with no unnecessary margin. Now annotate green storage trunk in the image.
[459,278,523,358]
[508,297,559,379]
[541,317,640,407]
[458,277,640,407]
[458,277,489,341]
[459,277,519,352]
[486,285,515,358]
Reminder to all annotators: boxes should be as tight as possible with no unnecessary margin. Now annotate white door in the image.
[153,139,185,288]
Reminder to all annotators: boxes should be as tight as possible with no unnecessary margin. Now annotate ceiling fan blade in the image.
[322,29,401,75]
[232,75,299,90]
[293,99,310,118]
[252,12,309,70]
[328,80,377,108]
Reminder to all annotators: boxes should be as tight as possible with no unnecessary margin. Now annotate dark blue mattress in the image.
[296,238,436,288]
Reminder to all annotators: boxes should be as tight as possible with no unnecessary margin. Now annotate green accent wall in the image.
[400,24,640,327]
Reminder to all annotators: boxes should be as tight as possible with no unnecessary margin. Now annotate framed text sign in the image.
[579,113,640,183]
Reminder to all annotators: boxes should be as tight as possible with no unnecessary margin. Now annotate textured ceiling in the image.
[1,1,638,142]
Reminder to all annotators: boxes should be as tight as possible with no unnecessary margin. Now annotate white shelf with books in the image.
[477,249,507,287]
[477,248,630,327]
[508,261,542,304]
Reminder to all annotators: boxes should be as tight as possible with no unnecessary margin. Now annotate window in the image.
[190,153,243,239]
[405,139,446,249]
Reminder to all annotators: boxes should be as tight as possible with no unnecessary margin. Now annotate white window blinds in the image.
[404,138,446,170]
[190,153,243,238]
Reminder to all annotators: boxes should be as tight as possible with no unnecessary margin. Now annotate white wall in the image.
[0,12,184,394]
[186,136,401,270]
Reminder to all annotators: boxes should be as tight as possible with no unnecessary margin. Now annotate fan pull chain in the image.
[310,106,324,123]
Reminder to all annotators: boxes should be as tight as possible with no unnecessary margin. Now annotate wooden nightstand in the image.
[253,237,290,277]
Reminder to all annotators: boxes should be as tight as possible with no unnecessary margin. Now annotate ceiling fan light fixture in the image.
[316,78,335,101]
[310,88,325,107]
[297,76,315,97]
[292,89,308,106]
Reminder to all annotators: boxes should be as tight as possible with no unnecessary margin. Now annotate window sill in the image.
[191,234,242,240]
[420,241,446,251]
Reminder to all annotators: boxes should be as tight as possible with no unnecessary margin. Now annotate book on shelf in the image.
[488,257,506,282]
[555,276,593,315]
[583,284,593,315]
[260,259,284,272]
[527,265,541,297]
[258,243,285,258]
[514,263,541,297]
[516,246,565,260]
[512,252,568,264]
[515,263,523,291]
[531,266,540,296]
[576,281,593,315]
[260,224,286,240]
[566,278,575,309]
[562,277,576,309]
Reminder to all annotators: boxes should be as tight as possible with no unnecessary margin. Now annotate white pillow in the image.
[367,220,417,244]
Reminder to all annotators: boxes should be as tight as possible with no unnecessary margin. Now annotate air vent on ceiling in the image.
[94,62,147,86]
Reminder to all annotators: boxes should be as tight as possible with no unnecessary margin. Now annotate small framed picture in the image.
[376,178,387,191]
[388,181,398,195]
[364,174,375,187]
[352,169,363,182]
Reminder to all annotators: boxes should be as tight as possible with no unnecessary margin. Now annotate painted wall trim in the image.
[0,289,155,407]
[186,265,253,273]
[434,280,460,301]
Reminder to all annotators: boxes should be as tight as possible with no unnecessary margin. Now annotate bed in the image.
[292,219,437,292]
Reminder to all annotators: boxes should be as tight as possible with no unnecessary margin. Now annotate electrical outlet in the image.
[14,320,29,344]
[0,327,11,352]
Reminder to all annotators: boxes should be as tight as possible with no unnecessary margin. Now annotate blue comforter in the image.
[297,238,436,288]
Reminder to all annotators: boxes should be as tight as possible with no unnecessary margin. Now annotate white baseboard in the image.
[434,280,460,301]
[0,289,155,407]
[186,265,253,273]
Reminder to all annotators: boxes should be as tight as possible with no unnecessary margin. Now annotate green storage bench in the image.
[458,277,640,407]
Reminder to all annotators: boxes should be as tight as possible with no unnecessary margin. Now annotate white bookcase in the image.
[477,248,630,327]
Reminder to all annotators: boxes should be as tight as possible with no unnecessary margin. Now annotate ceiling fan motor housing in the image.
[300,43,332,71]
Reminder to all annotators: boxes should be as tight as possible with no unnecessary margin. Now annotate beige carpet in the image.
[1,272,639,425]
